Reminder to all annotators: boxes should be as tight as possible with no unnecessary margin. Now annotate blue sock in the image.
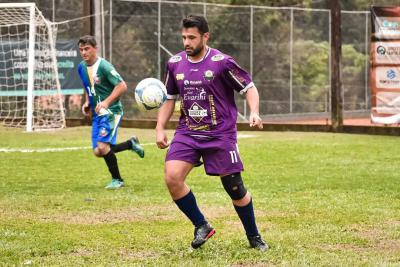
[234,199,259,237]
[174,190,206,227]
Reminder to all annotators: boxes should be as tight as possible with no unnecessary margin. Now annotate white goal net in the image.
[0,3,65,131]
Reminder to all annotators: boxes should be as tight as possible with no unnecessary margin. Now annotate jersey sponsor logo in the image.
[183,88,206,101]
[203,70,214,81]
[99,127,108,137]
[169,55,182,63]
[188,102,207,123]
[211,54,224,61]
[183,80,204,91]
[184,80,202,85]
[176,73,184,80]
[188,125,210,131]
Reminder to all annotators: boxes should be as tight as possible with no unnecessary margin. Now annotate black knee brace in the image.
[220,172,247,200]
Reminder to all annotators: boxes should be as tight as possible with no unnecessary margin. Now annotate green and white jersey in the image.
[77,57,124,115]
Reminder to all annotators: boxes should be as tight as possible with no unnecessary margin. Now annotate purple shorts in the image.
[166,133,244,176]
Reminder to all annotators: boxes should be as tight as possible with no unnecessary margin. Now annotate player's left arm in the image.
[95,80,127,113]
[224,57,263,129]
[245,86,263,129]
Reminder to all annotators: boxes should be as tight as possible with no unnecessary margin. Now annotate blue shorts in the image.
[91,113,123,149]
[165,133,244,176]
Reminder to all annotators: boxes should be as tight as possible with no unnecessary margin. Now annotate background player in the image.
[77,35,144,189]
[155,15,268,250]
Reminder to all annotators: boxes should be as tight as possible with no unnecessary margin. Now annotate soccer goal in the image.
[0,3,65,131]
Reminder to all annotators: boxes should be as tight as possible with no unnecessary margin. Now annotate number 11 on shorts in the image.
[229,150,238,163]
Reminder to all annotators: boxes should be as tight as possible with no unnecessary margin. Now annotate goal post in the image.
[0,3,65,131]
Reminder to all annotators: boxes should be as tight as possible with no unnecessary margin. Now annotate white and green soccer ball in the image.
[134,78,167,110]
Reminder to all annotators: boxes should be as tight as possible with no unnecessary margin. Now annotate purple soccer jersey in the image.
[164,47,254,140]
[164,48,253,175]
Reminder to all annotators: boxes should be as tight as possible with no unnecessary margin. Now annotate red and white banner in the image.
[370,6,400,124]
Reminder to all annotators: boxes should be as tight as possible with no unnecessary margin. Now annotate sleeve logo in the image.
[211,54,224,61]
[169,55,182,63]
[110,69,120,78]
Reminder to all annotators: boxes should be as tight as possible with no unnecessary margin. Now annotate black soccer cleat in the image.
[191,223,216,249]
[247,235,269,251]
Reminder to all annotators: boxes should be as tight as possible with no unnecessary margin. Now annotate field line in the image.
[0,143,154,153]
[0,134,256,153]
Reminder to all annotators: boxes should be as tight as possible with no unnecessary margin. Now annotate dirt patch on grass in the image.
[320,222,400,255]
[69,247,94,257]
[357,228,400,253]
[5,204,246,225]
[117,248,160,259]
[47,205,179,224]
[3,204,180,225]
[320,243,369,253]
[256,210,300,218]
[232,263,272,267]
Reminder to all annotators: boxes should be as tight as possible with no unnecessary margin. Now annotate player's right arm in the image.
[156,99,176,149]
[78,62,91,116]
[156,62,179,149]
[82,91,90,116]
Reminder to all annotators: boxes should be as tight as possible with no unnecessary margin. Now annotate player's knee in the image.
[220,172,247,200]
[93,149,102,157]
[164,169,184,190]
[95,143,110,157]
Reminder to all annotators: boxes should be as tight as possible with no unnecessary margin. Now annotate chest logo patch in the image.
[93,74,100,84]
[204,70,214,81]
[188,102,207,123]
[176,73,184,80]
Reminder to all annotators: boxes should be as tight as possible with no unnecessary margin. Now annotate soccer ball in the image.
[134,78,167,110]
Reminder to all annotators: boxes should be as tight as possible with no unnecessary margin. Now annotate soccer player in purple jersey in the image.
[155,15,268,250]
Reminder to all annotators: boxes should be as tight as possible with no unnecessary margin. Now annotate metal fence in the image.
[2,0,372,124]
[99,0,371,123]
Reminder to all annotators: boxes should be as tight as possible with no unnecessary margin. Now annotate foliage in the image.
[342,44,368,110]
[292,40,329,112]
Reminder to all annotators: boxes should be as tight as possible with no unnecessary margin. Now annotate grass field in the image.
[0,126,399,266]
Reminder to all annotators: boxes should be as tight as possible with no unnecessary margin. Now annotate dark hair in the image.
[181,15,209,34]
[78,35,97,47]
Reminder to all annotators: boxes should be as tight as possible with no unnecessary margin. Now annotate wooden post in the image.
[330,0,343,131]
[82,0,94,35]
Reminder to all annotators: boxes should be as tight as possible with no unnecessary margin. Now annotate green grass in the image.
[0,126,399,266]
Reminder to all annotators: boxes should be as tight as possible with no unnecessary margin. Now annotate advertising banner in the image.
[56,40,83,94]
[0,40,82,96]
[371,6,400,124]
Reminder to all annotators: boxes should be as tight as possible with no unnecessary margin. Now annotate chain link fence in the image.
[103,1,371,124]
[1,0,372,125]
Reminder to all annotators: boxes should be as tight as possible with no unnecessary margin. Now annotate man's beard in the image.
[186,45,203,57]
